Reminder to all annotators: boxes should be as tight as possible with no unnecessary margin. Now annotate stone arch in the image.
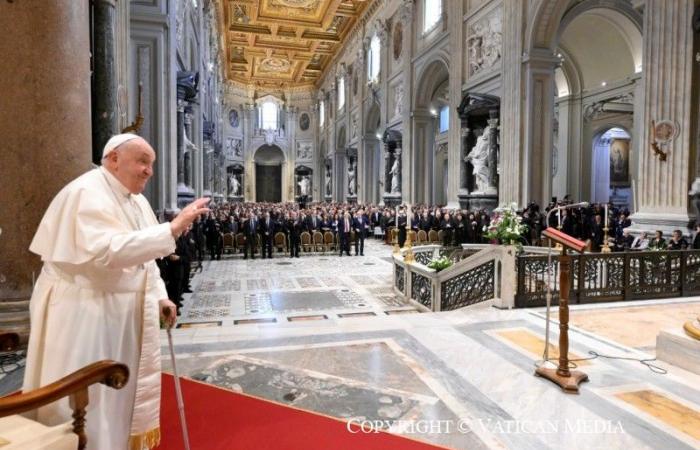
[414,56,450,110]
[363,102,383,203]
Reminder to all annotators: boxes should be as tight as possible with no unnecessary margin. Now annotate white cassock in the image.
[23,166,176,449]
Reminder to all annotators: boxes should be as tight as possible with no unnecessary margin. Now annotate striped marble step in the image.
[0,299,30,346]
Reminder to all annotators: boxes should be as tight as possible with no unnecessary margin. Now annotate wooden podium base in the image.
[535,367,589,394]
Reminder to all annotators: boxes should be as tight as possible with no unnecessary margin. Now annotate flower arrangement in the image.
[483,203,528,246]
[427,256,453,272]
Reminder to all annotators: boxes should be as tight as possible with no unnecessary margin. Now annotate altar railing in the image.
[514,249,700,307]
[393,245,700,311]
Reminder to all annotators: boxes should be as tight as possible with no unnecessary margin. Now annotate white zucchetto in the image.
[102,133,141,158]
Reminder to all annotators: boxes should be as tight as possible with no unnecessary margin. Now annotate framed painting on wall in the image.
[609,138,630,186]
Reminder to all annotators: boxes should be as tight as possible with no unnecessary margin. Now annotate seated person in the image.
[667,229,688,250]
[630,231,649,250]
[649,230,666,250]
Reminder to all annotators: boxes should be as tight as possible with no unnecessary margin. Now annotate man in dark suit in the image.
[243,212,258,259]
[260,211,275,259]
[397,209,407,247]
[287,211,302,258]
[339,212,352,256]
[589,214,605,252]
[353,209,369,256]
[307,211,320,233]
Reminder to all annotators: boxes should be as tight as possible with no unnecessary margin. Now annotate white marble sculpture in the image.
[389,156,400,193]
[466,128,491,192]
[229,174,241,196]
[348,162,356,196]
[298,175,310,196]
[394,83,404,118]
[325,166,332,196]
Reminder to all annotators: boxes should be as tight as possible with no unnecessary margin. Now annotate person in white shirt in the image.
[23,133,210,449]
[630,231,650,250]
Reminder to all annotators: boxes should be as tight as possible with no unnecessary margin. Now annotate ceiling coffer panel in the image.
[222,0,371,88]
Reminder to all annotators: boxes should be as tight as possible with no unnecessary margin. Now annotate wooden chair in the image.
[273,232,287,255]
[0,360,129,450]
[235,233,246,254]
[300,231,312,252]
[428,229,439,243]
[323,231,336,252]
[437,230,445,244]
[312,231,325,253]
[222,233,235,254]
[417,230,427,245]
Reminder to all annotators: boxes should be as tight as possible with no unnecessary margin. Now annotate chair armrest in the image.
[0,360,129,450]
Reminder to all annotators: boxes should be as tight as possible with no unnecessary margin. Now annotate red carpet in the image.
[156,373,449,450]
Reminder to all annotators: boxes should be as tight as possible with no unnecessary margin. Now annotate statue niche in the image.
[457,92,500,212]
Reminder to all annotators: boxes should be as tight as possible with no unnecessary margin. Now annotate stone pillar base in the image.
[346,195,357,204]
[324,195,332,203]
[657,328,700,375]
[383,193,402,207]
[629,212,694,237]
[177,183,195,208]
[229,196,244,203]
[458,193,498,213]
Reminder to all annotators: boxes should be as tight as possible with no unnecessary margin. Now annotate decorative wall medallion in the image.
[259,57,291,73]
[228,109,239,128]
[393,21,403,61]
[653,120,679,144]
[299,112,310,131]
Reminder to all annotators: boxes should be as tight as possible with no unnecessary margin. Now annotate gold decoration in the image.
[403,235,414,263]
[684,317,700,341]
[128,427,161,450]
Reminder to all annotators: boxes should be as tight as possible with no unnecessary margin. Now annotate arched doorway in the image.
[591,126,631,206]
[254,145,284,202]
[412,57,449,204]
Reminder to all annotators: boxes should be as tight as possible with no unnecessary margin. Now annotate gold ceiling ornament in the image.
[219,0,373,89]
[260,57,292,73]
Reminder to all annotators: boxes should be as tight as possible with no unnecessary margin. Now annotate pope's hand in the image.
[159,299,177,328]
[171,197,211,237]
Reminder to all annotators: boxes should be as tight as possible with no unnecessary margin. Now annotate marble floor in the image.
[162,240,700,450]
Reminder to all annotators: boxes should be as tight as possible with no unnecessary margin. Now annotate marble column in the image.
[446,0,463,208]
[499,0,526,205]
[177,101,186,185]
[487,113,499,192]
[0,0,92,300]
[91,0,118,164]
[631,0,698,232]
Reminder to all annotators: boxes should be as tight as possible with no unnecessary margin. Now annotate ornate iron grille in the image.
[440,260,495,311]
[395,265,405,294]
[414,251,434,266]
[412,272,432,308]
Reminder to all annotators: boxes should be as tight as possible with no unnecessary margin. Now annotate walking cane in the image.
[164,308,192,450]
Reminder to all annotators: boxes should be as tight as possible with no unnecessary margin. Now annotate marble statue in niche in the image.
[466,127,491,192]
[351,114,358,139]
[325,165,332,196]
[229,174,241,196]
[298,175,311,196]
[348,160,356,196]
[389,154,401,193]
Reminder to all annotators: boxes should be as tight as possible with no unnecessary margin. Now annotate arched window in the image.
[423,0,441,33]
[367,35,381,83]
[260,101,278,130]
[319,100,325,127]
[439,105,449,133]
[337,77,345,110]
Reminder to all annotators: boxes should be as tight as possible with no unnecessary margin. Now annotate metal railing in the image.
[514,249,700,307]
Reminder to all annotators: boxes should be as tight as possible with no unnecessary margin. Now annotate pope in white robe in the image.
[23,134,209,449]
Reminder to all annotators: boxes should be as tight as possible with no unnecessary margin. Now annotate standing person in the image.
[260,211,275,259]
[243,211,258,259]
[287,211,302,258]
[441,211,454,247]
[397,208,407,247]
[339,212,352,256]
[353,209,369,256]
[23,134,209,449]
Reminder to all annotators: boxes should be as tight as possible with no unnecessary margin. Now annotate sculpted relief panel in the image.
[467,8,503,78]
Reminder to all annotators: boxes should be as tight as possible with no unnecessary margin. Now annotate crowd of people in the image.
[155,199,700,312]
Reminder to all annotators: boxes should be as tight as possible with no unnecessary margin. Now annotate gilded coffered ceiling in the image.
[221,0,370,89]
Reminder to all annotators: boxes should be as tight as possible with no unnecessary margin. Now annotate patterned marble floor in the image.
[177,238,416,327]
[164,240,700,450]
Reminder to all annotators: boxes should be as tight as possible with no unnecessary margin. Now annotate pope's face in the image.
[113,141,155,194]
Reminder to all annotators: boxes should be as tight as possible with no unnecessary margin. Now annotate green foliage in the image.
[427,256,453,272]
